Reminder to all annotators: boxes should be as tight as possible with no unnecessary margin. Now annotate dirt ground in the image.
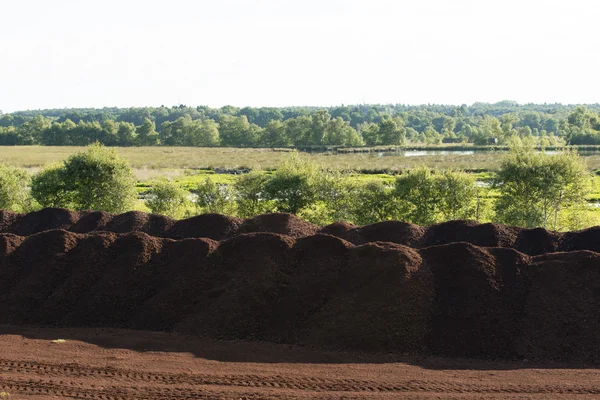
[1,326,599,400]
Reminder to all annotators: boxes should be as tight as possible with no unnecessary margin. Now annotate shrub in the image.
[192,177,234,214]
[0,165,35,212]
[31,143,137,213]
[146,179,191,219]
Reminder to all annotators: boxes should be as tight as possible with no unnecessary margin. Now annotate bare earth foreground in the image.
[0,327,599,400]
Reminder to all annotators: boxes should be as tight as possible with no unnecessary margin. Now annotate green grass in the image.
[3,146,600,171]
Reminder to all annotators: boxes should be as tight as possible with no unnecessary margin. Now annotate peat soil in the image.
[1,210,600,363]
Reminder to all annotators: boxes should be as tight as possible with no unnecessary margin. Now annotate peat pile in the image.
[3,208,600,254]
[1,227,600,363]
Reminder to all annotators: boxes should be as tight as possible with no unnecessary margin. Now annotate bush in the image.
[494,143,591,229]
[0,165,35,212]
[192,177,234,214]
[146,180,191,219]
[233,171,273,217]
[31,143,138,213]
[31,163,71,208]
[262,152,321,214]
[394,168,478,225]
[351,180,402,225]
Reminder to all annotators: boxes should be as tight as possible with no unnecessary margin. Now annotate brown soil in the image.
[1,326,599,400]
[4,208,600,255]
[2,209,600,397]
[1,225,600,363]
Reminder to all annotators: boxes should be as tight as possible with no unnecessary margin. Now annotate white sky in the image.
[1,0,599,112]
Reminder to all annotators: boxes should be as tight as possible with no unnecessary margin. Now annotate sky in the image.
[1,0,599,112]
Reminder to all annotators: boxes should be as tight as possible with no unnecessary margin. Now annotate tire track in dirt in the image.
[3,358,600,396]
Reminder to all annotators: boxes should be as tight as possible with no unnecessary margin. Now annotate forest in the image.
[2,101,600,147]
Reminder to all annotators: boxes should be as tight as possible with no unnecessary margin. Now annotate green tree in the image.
[31,144,137,212]
[192,177,234,214]
[185,119,220,146]
[494,142,591,229]
[0,165,34,212]
[437,170,478,221]
[117,122,137,146]
[394,168,441,225]
[351,180,402,225]
[378,117,406,145]
[219,115,262,146]
[263,152,321,213]
[233,171,273,217]
[146,180,191,219]
[136,118,160,145]
[358,122,380,146]
[263,120,292,147]
[323,118,363,146]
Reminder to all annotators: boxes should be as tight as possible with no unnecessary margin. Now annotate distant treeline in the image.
[2,101,600,147]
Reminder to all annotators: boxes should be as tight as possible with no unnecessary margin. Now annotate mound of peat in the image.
[5,208,600,255]
[1,227,600,363]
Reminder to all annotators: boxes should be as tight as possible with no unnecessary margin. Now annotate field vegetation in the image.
[1,142,597,231]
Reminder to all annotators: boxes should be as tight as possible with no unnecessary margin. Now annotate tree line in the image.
[0,143,593,231]
[2,102,600,147]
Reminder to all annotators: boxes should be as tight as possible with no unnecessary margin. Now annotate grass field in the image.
[4,146,600,171]
[2,145,600,173]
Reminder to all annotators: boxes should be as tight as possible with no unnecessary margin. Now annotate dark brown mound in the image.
[11,208,80,236]
[3,208,600,256]
[36,232,120,326]
[351,220,425,247]
[2,216,600,362]
[420,221,519,248]
[319,221,360,243]
[61,232,166,328]
[175,233,296,340]
[301,242,433,353]
[168,213,242,240]
[559,226,600,253]
[265,234,354,344]
[0,210,19,232]
[421,242,528,359]
[239,213,318,238]
[517,250,600,363]
[69,210,113,233]
[514,227,562,256]
[130,237,219,331]
[0,230,80,324]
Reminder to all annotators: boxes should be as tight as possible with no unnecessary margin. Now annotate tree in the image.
[233,171,273,217]
[285,116,312,146]
[117,122,137,146]
[394,168,441,225]
[185,119,220,147]
[146,179,191,219]
[358,122,380,146]
[323,118,363,146]
[378,117,406,145]
[263,120,291,147]
[136,118,159,145]
[263,152,321,213]
[0,165,34,212]
[192,177,233,214]
[351,180,401,225]
[219,115,262,146]
[494,142,591,229]
[437,170,478,221]
[309,110,330,145]
[31,164,71,208]
[31,144,138,212]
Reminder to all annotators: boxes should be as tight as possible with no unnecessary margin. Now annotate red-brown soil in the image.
[1,326,599,400]
[4,208,600,255]
[2,208,600,397]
